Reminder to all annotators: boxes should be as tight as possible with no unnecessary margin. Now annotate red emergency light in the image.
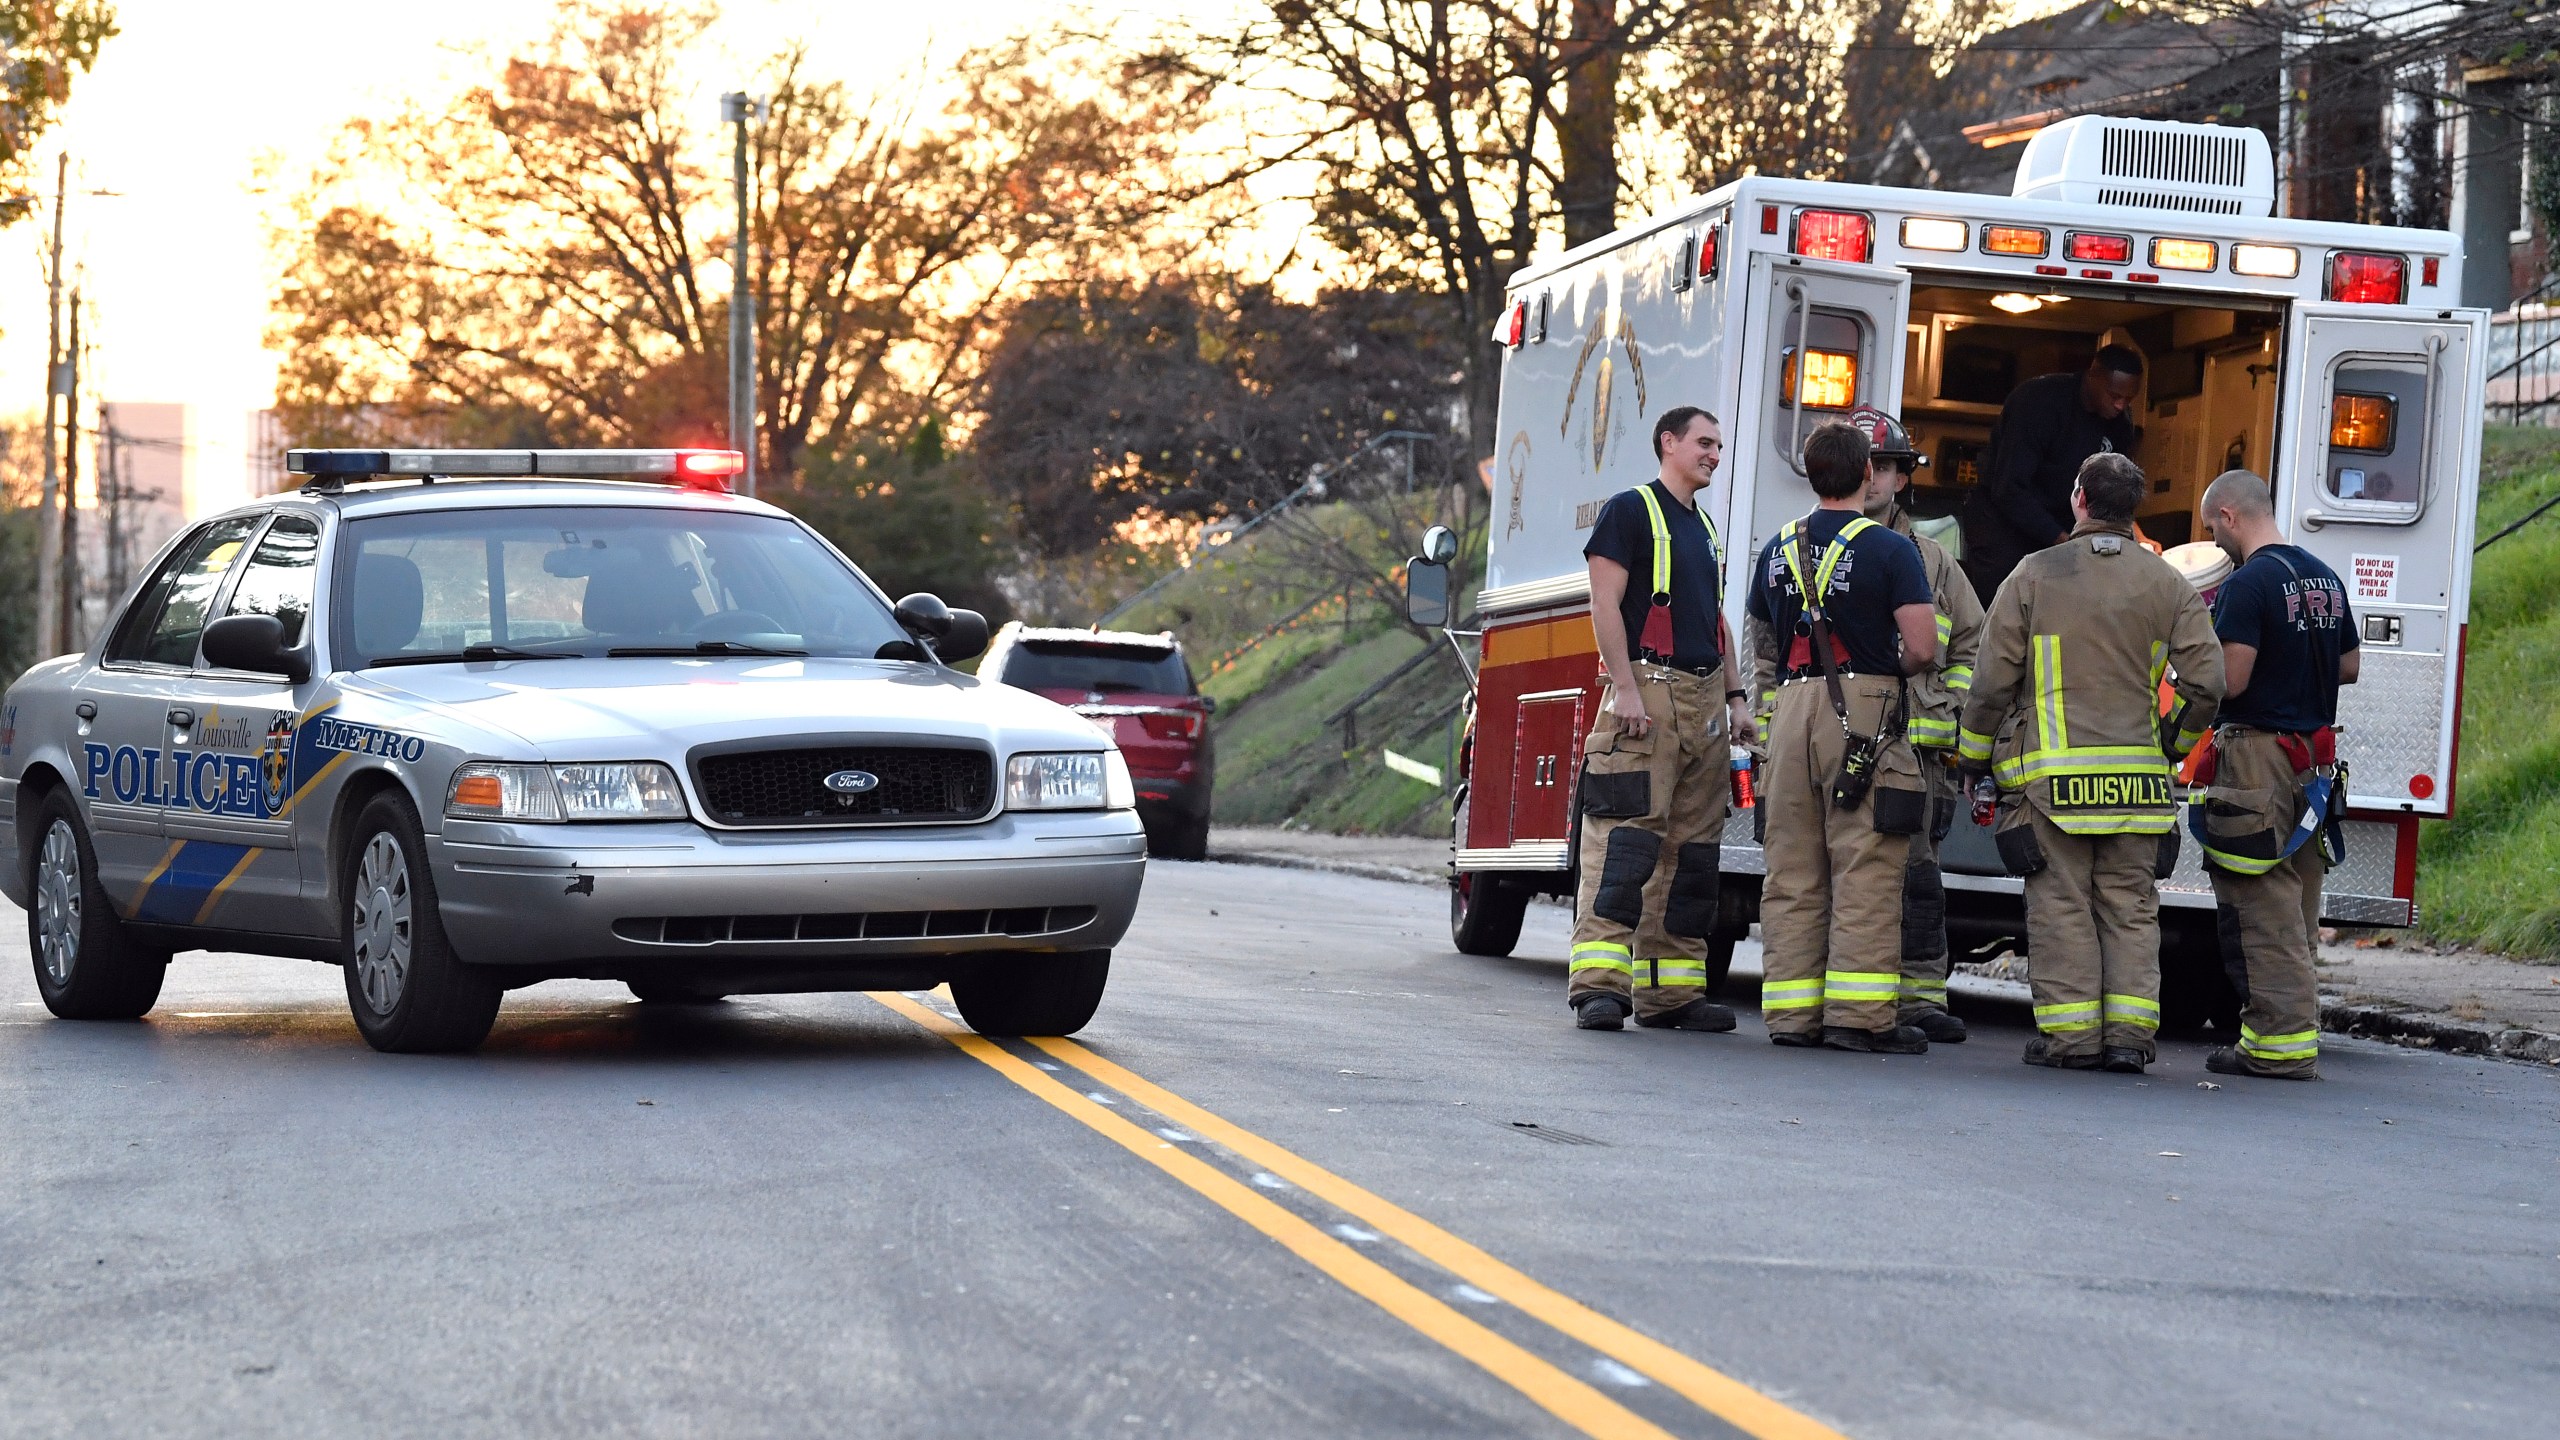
[1791,209,1872,264]
[1494,298,1528,347]
[2066,232,2133,264]
[675,449,746,491]
[2329,251,2407,305]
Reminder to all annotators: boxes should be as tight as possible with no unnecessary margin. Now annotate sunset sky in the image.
[0,0,1107,512]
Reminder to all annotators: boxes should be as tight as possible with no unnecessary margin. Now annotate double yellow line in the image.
[870,992,1849,1440]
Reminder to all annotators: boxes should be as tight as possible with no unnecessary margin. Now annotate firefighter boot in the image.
[1636,997,1738,1032]
[1911,1010,1969,1043]
[2206,1046,2321,1080]
[1823,1024,1929,1054]
[2022,1036,2102,1070]
[1575,995,1632,1031]
[2101,1046,2148,1074]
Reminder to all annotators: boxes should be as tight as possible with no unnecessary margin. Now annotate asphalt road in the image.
[4,860,2556,1440]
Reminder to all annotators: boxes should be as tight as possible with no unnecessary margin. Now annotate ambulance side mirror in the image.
[1404,556,1450,630]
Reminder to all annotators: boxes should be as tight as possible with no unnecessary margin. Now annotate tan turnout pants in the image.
[1760,675,1919,1036]
[2019,807,2163,1061]
[1900,754,1956,1022]
[1569,667,1730,1019]
[2205,729,2324,1076]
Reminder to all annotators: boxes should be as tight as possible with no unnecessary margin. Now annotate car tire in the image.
[627,979,727,1004]
[1157,814,1211,863]
[340,792,502,1054]
[1451,870,1530,957]
[26,790,169,1020]
[951,949,1110,1037]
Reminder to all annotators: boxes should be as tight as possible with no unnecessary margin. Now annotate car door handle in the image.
[75,701,96,721]
[167,707,195,728]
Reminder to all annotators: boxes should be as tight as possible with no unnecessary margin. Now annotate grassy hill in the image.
[1100,502,1474,837]
[2418,426,2560,960]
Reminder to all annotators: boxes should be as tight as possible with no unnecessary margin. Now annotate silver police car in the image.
[0,449,1146,1052]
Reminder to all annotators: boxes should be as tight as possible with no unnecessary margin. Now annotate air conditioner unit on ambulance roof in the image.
[2012,115,2275,218]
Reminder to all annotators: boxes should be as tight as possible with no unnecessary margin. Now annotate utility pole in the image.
[35,152,66,658]
[59,288,83,649]
[101,410,122,603]
[721,92,761,499]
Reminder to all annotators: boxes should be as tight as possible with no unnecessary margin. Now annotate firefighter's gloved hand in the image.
[1954,760,1992,795]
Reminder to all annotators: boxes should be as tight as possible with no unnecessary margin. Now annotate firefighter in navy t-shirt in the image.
[1566,407,1758,1033]
[1746,420,1941,1054]
[2194,469,2360,1080]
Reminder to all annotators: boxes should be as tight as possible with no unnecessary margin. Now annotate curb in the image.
[2320,1000,2560,1065]
[1205,847,1447,890]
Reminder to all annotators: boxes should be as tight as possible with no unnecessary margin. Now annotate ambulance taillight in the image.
[2328,251,2408,305]
[1791,209,1872,264]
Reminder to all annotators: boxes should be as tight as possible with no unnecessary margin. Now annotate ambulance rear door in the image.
[2278,302,2487,823]
[1730,250,1913,582]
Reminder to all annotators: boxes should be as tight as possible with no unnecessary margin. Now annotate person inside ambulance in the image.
[1959,346,2144,604]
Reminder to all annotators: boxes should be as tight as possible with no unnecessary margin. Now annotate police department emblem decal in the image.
[261,714,297,815]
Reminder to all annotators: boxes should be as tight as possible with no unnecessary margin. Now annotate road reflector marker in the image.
[870,992,1680,1440]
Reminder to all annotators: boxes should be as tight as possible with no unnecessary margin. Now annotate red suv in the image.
[982,625,1215,859]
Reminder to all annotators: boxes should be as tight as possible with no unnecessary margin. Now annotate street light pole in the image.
[36,152,65,657]
[721,92,761,499]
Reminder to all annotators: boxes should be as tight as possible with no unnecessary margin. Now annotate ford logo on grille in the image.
[822,769,881,796]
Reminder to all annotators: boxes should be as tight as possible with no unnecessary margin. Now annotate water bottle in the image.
[1970,773,1999,828]
[1730,751,1757,809]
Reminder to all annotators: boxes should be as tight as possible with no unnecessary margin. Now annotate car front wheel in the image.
[340,793,502,1053]
[951,949,1110,1036]
[27,790,169,1020]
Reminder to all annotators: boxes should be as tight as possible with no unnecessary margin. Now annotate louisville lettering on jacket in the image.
[2045,771,2175,812]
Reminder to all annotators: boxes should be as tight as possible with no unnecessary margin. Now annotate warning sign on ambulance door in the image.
[2349,553,2399,603]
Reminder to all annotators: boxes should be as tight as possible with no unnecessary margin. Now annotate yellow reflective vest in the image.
[1957,520,2225,836]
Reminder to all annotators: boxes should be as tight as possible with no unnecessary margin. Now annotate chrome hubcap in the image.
[34,818,81,985]
[350,834,413,1013]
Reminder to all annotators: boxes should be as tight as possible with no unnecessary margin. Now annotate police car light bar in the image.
[285,448,748,489]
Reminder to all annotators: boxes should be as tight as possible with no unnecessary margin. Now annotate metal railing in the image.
[2487,272,2560,427]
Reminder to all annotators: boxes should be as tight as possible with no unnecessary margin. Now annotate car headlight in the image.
[552,762,689,820]
[1006,751,1134,811]
[446,761,687,822]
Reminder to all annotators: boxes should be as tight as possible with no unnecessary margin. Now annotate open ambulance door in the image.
[2278,304,2486,822]
[1731,252,1913,575]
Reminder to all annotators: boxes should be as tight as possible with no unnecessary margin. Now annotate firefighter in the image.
[2194,469,2360,1080]
[1960,346,2144,604]
[1568,406,1758,1033]
[1747,420,1941,1054]
[1956,453,2223,1074]
[1848,405,1984,1043]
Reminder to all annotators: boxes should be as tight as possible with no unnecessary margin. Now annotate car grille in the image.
[692,745,993,826]
[613,906,1099,945]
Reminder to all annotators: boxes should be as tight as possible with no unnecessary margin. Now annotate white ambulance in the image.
[1422,116,2483,1030]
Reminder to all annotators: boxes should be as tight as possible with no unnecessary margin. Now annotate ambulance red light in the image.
[2409,773,2435,800]
[2066,232,2133,264]
[1792,209,1872,263]
[1493,299,1527,347]
[1982,225,2048,258]
[1698,225,1719,281]
[2422,256,2440,287]
[1760,204,1779,235]
[2328,251,2407,305]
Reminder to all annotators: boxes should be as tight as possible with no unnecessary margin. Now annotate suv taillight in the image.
[1138,709,1203,741]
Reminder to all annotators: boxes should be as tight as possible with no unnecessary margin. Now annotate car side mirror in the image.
[201,614,311,684]
[1404,557,1450,630]
[893,591,953,639]
[1199,695,1218,715]
[933,608,989,665]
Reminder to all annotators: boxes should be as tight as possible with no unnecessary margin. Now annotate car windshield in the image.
[1002,640,1193,695]
[334,505,909,668]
